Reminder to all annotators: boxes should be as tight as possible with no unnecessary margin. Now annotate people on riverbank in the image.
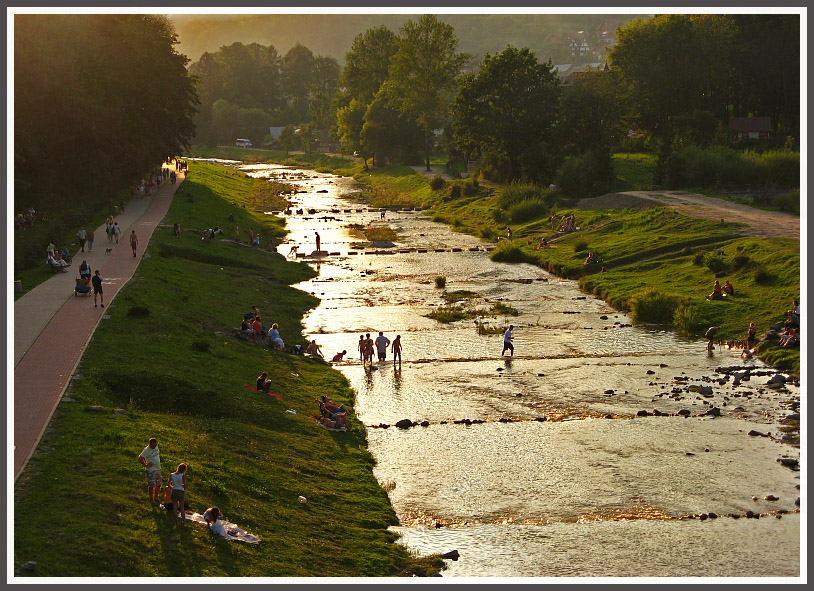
[723,280,735,297]
[203,507,227,537]
[746,322,757,349]
[708,280,723,300]
[138,438,162,504]
[256,371,272,394]
[307,340,324,358]
[780,327,799,348]
[502,325,514,356]
[315,232,321,252]
[331,350,347,362]
[168,463,188,527]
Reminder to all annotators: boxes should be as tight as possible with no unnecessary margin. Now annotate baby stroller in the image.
[75,277,92,296]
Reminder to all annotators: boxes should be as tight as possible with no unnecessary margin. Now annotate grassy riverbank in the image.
[13,161,444,577]
[181,149,800,374]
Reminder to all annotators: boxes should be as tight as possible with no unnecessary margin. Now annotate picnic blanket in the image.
[186,512,261,544]
[245,384,281,399]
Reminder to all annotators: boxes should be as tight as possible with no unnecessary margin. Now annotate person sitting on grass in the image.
[785,299,800,328]
[306,340,324,358]
[47,252,70,272]
[203,506,227,538]
[241,316,254,338]
[59,246,72,264]
[723,280,735,297]
[256,371,272,394]
[252,316,264,344]
[707,280,724,300]
[780,328,799,348]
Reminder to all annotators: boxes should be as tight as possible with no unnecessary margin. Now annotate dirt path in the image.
[577,190,799,239]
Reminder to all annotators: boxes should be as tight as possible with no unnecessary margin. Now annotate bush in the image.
[508,199,550,223]
[775,190,800,214]
[498,183,545,209]
[478,227,494,240]
[489,242,536,264]
[666,146,800,189]
[573,239,588,253]
[434,276,446,288]
[462,177,479,196]
[703,252,728,274]
[447,183,462,200]
[754,268,773,285]
[628,287,685,324]
[556,149,615,197]
[429,175,446,190]
[673,302,713,336]
[731,254,753,270]
[693,251,705,266]
[492,209,507,223]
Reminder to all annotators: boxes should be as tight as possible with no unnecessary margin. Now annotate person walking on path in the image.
[91,270,104,308]
[130,230,139,257]
[76,227,87,252]
[138,438,162,505]
[392,335,402,365]
[502,325,515,356]
[87,229,94,252]
[113,222,121,244]
[375,332,390,362]
[168,463,188,526]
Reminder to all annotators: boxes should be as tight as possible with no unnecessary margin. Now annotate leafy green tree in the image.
[451,46,560,181]
[298,122,318,154]
[281,43,316,123]
[278,124,297,154]
[208,99,273,147]
[362,87,424,167]
[14,14,197,212]
[555,68,624,156]
[336,98,369,165]
[388,14,467,170]
[340,25,399,102]
[307,56,341,130]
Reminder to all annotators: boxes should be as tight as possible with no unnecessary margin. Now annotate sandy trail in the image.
[578,190,799,239]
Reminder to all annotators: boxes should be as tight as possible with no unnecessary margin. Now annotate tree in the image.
[387,14,467,170]
[14,14,197,212]
[555,68,624,156]
[336,98,368,165]
[281,43,316,123]
[278,124,297,154]
[307,56,341,130]
[451,46,560,181]
[361,86,424,167]
[340,25,399,102]
[297,122,318,154]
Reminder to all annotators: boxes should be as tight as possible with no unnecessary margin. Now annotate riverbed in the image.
[237,162,801,579]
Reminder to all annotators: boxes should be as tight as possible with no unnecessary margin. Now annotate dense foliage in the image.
[14,14,197,212]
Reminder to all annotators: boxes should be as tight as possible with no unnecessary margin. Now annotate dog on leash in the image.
[105,248,113,255]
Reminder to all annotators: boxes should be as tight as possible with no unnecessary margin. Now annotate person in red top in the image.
[252,316,264,344]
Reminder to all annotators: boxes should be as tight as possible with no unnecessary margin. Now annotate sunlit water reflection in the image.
[236,163,801,578]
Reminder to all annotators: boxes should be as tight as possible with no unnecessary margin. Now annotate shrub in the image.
[434,276,446,288]
[462,177,479,196]
[775,190,800,214]
[703,252,728,274]
[556,148,615,197]
[478,227,494,240]
[628,288,686,324]
[489,242,536,264]
[429,175,446,190]
[573,239,588,253]
[754,268,773,285]
[508,199,550,223]
[498,183,544,209]
[447,183,462,200]
[452,217,463,227]
[673,302,713,336]
[492,209,507,223]
[731,254,753,270]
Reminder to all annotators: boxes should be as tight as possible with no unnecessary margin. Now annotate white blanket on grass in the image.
[185,512,261,544]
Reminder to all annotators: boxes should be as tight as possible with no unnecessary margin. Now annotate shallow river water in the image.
[232,162,801,578]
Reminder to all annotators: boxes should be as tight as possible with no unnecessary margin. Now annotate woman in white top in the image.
[168,463,187,527]
[203,506,227,537]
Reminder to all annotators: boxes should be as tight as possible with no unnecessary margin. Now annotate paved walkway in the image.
[13,167,185,481]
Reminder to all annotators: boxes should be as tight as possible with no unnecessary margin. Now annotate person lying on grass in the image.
[204,506,227,537]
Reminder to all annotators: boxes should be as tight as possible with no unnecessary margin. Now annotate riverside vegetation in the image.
[13,161,445,577]
[188,146,800,377]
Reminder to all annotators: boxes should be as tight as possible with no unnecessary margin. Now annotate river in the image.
[231,161,801,578]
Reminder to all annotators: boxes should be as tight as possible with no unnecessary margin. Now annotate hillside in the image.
[169,13,645,63]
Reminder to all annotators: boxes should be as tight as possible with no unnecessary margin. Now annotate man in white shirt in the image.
[375,332,391,362]
[138,438,162,504]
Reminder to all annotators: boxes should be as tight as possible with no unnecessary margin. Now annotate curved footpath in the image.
[13,167,185,480]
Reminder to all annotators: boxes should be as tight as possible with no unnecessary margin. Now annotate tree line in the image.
[14,14,198,213]
[189,13,799,191]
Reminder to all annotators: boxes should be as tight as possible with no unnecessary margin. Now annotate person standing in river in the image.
[391,335,402,365]
[358,334,366,362]
[315,232,321,252]
[502,325,514,356]
[375,332,390,362]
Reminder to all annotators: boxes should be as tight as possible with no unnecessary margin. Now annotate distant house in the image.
[729,117,772,141]
[268,126,285,141]
[560,62,609,86]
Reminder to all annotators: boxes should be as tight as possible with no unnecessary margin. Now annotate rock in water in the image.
[395,419,414,429]
[441,550,460,561]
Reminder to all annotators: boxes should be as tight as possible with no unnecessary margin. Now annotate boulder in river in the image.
[395,419,414,429]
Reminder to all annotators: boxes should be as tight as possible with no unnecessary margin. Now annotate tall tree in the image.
[340,25,399,102]
[14,14,197,211]
[281,43,316,123]
[307,56,341,130]
[388,14,466,170]
[451,46,560,181]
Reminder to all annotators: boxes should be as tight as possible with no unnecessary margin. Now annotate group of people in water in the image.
[355,332,402,365]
